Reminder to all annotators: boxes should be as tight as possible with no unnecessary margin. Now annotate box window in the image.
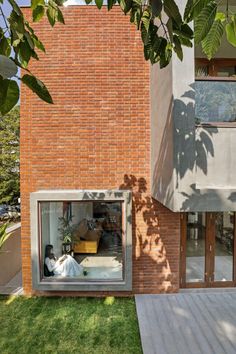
[30,190,132,291]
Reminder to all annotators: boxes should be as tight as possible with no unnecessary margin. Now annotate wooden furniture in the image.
[74,239,100,254]
[73,219,102,254]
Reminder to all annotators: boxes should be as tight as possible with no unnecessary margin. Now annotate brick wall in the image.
[20,6,180,295]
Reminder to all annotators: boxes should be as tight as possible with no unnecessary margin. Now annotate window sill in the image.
[34,278,132,292]
[195,122,236,128]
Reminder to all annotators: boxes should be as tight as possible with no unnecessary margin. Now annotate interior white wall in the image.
[41,202,50,261]
[49,202,63,257]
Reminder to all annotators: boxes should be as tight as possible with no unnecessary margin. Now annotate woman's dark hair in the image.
[44,244,54,277]
[45,244,54,259]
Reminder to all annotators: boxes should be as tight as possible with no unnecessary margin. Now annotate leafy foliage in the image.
[0,106,20,204]
[0,0,65,115]
[22,74,53,103]
[90,0,235,63]
[0,222,11,251]
[226,15,236,47]
[194,1,217,44]
[201,19,224,60]
[58,215,74,244]
[193,1,236,59]
[0,0,235,114]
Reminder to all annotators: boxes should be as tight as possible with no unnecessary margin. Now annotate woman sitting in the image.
[44,244,83,277]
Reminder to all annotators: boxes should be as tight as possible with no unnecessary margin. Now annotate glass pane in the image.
[217,66,236,77]
[195,81,236,123]
[214,212,234,282]
[186,212,206,282]
[40,201,123,281]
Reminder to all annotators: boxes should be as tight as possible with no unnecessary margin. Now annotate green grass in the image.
[0,296,142,354]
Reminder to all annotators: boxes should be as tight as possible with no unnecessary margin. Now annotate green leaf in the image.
[194,1,217,44]
[184,0,193,22]
[107,0,117,11]
[33,37,45,52]
[173,34,183,60]
[130,4,142,29]
[54,0,66,5]
[141,8,151,32]
[8,11,25,36]
[120,0,133,14]
[8,0,23,16]
[33,6,45,22]
[95,0,103,9]
[46,4,57,27]
[179,36,193,47]
[193,0,210,18]
[46,0,65,26]
[0,37,11,57]
[57,7,65,24]
[201,19,224,59]
[24,23,46,52]
[19,41,32,68]
[143,25,159,62]
[0,223,12,250]
[164,0,182,28]
[173,23,193,40]
[184,0,211,23]
[160,42,172,68]
[0,79,19,115]
[141,23,149,45]
[31,0,45,10]
[24,32,35,50]
[150,0,162,17]
[215,12,226,22]
[166,18,173,42]
[226,19,236,47]
[22,74,53,104]
[0,55,18,79]
[153,35,165,53]
[31,50,39,60]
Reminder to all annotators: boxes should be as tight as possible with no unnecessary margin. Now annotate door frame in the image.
[180,212,236,288]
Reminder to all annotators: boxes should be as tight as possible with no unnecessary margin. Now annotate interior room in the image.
[40,200,124,281]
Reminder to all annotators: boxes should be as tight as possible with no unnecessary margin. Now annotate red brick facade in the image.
[20,6,180,295]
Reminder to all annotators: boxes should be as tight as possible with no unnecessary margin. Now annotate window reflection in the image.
[40,201,123,281]
[214,212,234,281]
[186,212,206,283]
[195,81,236,123]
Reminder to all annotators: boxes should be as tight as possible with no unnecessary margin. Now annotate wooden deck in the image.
[135,292,236,354]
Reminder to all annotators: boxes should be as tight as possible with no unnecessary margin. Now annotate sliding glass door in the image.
[180,212,236,288]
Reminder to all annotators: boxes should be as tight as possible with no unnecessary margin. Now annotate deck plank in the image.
[135,292,236,354]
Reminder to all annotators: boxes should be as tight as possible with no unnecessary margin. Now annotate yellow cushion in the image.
[74,240,99,254]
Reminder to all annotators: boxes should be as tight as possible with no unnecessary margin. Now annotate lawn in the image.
[0,296,142,354]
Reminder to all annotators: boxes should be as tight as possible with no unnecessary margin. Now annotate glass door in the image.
[180,212,208,287]
[180,212,236,288]
[212,212,235,285]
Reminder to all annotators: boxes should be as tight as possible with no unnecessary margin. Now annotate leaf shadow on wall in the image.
[120,174,179,293]
[152,90,218,210]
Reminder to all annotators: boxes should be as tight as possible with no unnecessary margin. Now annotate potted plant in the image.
[58,215,74,254]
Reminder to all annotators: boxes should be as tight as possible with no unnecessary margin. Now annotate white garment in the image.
[45,255,83,277]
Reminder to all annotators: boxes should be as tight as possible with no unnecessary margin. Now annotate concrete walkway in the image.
[0,271,23,295]
[135,292,236,354]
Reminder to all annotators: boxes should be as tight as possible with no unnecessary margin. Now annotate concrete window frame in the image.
[30,189,132,291]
